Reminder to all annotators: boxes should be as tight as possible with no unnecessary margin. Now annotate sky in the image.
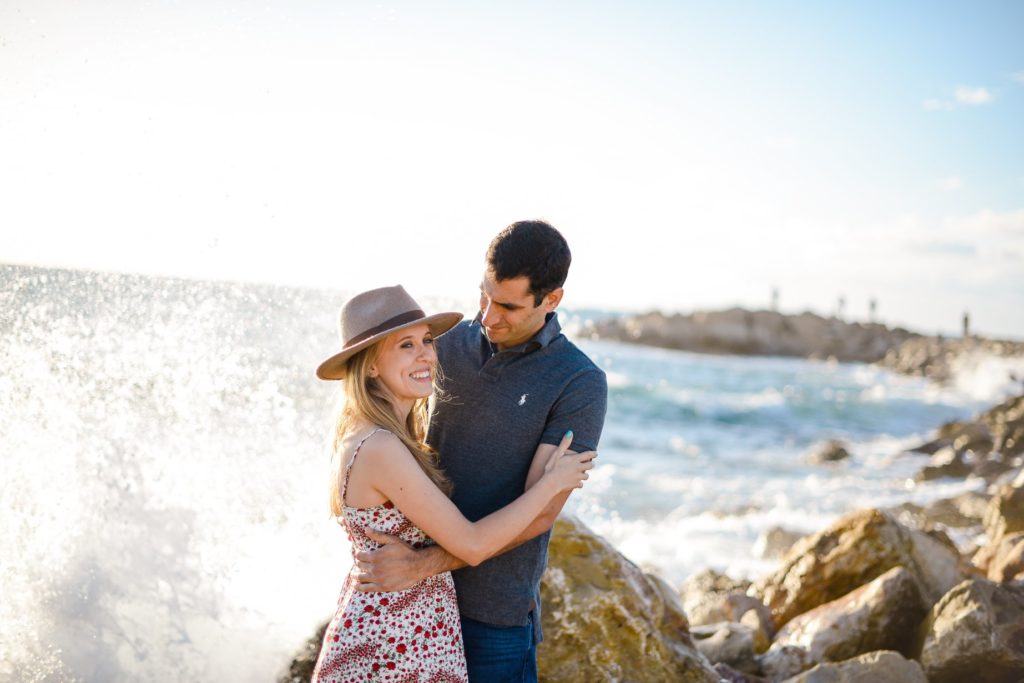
[2,1,1023,338]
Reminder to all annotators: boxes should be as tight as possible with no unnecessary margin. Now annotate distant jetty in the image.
[586,308,1024,377]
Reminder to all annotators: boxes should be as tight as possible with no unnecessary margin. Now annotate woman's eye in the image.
[424,337,434,345]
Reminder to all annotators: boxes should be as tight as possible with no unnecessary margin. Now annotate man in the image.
[356,220,608,682]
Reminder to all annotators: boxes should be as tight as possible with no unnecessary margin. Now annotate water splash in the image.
[1,266,349,682]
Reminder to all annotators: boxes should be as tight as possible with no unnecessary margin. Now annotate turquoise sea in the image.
[1,264,1016,682]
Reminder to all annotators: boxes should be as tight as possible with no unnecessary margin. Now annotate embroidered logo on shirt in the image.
[518,394,528,406]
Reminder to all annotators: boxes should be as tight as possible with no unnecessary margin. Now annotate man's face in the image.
[478,270,560,351]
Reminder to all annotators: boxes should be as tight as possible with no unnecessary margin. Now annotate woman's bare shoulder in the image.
[355,429,413,463]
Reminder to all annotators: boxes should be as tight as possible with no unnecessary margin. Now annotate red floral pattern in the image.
[312,430,468,682]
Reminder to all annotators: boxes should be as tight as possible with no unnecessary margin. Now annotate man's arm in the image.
[355,366,608,593]
[353,442,586,593]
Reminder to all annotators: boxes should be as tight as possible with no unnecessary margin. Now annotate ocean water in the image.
[1,264,1019,682]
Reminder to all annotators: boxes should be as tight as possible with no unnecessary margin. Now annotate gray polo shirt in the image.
[428,312,607,636]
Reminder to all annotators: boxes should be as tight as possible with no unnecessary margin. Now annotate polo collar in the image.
[472,312,562,355]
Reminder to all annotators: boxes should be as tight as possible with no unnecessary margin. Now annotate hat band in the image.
[346,309,426,347]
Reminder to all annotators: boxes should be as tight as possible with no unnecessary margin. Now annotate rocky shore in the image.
[282,394,1024,682]
[585,308,1024,377]
[878,335,1024,383]
[586,309,920,363]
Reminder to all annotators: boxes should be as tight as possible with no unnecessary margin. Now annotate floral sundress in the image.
[312,428,469,683]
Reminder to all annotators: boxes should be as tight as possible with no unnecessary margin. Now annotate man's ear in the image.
[543,287,564,312]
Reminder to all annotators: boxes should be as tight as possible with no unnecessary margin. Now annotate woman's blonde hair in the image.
[329,337,452,516]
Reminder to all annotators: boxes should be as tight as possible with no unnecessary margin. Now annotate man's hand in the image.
[353,528,435,593]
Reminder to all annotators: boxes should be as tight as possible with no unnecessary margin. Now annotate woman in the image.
[311,285,594,682]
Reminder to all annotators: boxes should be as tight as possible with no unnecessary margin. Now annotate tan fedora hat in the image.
[316,285,463,380]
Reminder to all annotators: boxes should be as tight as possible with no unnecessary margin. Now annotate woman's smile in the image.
[410,368,432,383]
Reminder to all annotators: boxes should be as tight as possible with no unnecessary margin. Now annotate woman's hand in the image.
[542,430,597,491]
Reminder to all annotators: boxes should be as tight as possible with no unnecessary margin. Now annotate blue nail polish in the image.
[564,430,573,439]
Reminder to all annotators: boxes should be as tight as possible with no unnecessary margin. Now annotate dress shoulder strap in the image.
[341,427,390,507]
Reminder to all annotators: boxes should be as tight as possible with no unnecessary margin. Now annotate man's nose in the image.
[481,299,497,325]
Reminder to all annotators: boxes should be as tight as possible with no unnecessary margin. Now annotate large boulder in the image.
[920,578,1024,683]
[781,650,928,683]
[538,515,719,683]
[753,509,964,628]
[759,566,927,680]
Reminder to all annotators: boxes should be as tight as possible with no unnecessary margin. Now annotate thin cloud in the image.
[954,86,993,105]
[1011,71,1024,84]
[924,85,994,111]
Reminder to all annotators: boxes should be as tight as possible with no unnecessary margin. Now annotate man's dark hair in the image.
[486,220,571,306]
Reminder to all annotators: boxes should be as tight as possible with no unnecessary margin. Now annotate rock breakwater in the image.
[588,309,918,362]
[588,308,1024,383]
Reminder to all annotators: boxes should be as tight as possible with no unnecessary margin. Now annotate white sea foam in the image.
[947,349,1024,402]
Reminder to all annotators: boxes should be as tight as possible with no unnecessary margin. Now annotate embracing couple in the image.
[311,220,608,682]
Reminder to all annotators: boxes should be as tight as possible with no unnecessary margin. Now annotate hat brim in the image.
[316,311,463,380]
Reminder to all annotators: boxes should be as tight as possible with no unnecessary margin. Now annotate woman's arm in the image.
[360,432,592,567]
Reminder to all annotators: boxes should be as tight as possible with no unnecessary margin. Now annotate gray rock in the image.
[950,490,992,521]
[781,650,927,683]
[916,446,972,481]
[680,569,754,626]
[984,482,1024,542]
[973,531,1024,582]
[974,458,1016,484]
[691,621,766,674]
[278,622,328,683]
[759,567,927,680]
[714,662,768,682]
[754,527,805,560]
[807,440,850,464]
[906,437,952,455]
[880,338,1024,384]
[754,509,965,629]
[920,578,1024,683]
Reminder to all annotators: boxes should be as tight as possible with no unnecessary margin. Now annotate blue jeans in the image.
[460,613,538,683]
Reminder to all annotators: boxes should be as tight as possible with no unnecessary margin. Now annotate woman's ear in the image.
[369,366,379,378]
